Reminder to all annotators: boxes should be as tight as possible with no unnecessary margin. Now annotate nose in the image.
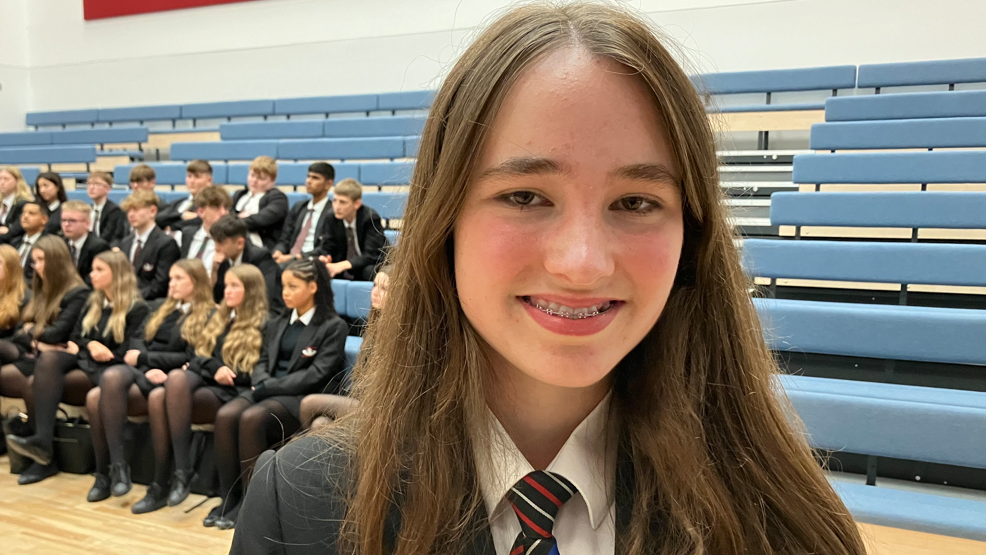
[541,203,615,287]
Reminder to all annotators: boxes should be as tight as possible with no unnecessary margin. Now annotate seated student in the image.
[119,191,181,300]
[12,201,50,281]
[0,245,28,343]
[318,178,389,281]
[129,164,157,193]
[86,172,127,245]
[210,214,284,316]
[61,200,111,287]
[86,259,214,514]
[158,264,268,527]
[157,160,213,233]
[272,163,334,264]
[180,186,231,279]
[35,172,67,236]
[0,166,34,245]
[231,156,288,251]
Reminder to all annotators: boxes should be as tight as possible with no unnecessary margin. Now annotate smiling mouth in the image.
[521,296,618,320]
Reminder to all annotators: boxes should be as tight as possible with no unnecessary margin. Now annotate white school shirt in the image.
[0,194,15,224]
[300,196,329,253]
[129,226,155,262]
[289,307,315,326]
[89,200,107,233]
[18,231,43,265]
[473,392,617,555]
[235,190,266,247]
[185,227,216,277]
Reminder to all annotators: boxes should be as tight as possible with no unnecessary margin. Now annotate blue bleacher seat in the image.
[693,65,856,112]
[26,109,100,127]
[0,145,97,164]
[331,280,348,315]
[50,126,149,145]
[284,192,310,206]
[344,336,363,371]
[170,140,278,161]
[384,230,399,245]
[158,191,189,204]
[346,281,374,320]
[220,120,323,141]
[98,105,182,123]
[404,136,420,157]
[717,102,826,113]
[360,161,414,186]
[360,191,407,220]
[0,132,52,147]
[793,151,986,184]
[113,162,229,186]
[323,116,426,138]
[857,57,986,89]
[274,94,378,116]
[277,137,405,161]
[226,161,359,186]
[825,90,986,122]
[180,100,275,120]
[376,90,435,111]
[66,191,90,202]
[20,167,41,184]
[769,191,986,229]
[810,117,986,150]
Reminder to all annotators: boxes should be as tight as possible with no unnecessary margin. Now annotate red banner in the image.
[84,0,260,21]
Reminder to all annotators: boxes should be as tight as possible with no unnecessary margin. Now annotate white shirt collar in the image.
[22,231,43,244]
[308,196,329,211]
[2,194,13,207]
[343,217,356,230]
[289,306,315,325]
[92,199,106,210]
[176,301,191,313]
[102,298,112,309]
[72,232,89,250]
[48,200,61,211]
[474,392,617,530]
[233,249,244,266]
[134,225,154,244]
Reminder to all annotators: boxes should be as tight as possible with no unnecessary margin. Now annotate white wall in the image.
[4,0,986,130]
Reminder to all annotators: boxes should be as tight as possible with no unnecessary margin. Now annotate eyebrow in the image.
[477,157,565,180]
[613,163,681,186]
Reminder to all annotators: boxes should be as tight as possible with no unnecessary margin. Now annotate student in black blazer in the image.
[35,172,67,237]
[210,258,346,530]
[156,160,213,233]
[210,215,284,316]
[272,163,334,265]
[85,172,128,245]
[0,166,33,245]
[61,201,112,288]
[230,156,288,251]
[318,179,389,282]
[11,201,50,282]
[118,191,181,300]
[0,245,30,384]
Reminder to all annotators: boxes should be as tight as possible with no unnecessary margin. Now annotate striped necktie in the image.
[507,471,577,555]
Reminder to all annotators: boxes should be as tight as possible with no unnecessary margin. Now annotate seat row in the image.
[168,136,419,162]
[110,160,415,188]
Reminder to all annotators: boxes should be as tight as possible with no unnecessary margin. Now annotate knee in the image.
[239,405,268,431]
[100,365,130,390]
[85,386,101,411]
[165,369,188,390]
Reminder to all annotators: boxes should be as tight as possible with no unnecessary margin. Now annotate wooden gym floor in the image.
[1,455,983,555]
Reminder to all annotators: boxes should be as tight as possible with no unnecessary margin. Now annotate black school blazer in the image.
[71,300,150,379]
[72,233,111,287]
[250,312,348,400]
[118,227,182,300]
[0,199,27,245]
[93,200,128,245]
[33,286,90,346]
[231,188,289,251]
[131,300,199,372]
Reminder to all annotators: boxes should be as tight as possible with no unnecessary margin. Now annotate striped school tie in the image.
[507,470,577,555]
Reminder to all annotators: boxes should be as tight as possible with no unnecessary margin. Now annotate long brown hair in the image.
[338,3,864,555]
[143,259,213,342]
[81,250,141,343]
[22,235,85,339]
[0,166,35,203]
[192,264,267,374]
[0,245,26,330]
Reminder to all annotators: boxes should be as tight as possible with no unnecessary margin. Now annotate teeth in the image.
[525,297,616,320]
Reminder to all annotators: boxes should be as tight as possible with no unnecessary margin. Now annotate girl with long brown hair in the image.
[233,3,866,555]
[0,244,27,340]
[35,171,68,235]
[9,251,148,494]
[0,166,35,243]
[85,259,214,514]
[159,264,268,524]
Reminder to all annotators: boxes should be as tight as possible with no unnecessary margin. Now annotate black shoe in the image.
[167,469,195,507]
[6,435,53,466]
[17,462,59,485]
[110,462,132,497]
[88,473,112,502]
[203,504,223,528]
[132,482,168,514]
[215,502,241,530]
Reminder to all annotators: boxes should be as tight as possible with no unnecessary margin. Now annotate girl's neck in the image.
[294,300,314,317]
[102,291,113,303]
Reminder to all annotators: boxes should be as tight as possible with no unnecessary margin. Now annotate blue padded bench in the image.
[180,100,275,122]
[346,281,374,320]
[284,192,309,206]
[98,105,182,124]
[857,57,986,90]
[112,162,229,186]
[275,94,378,117]
[170,140,278,161]
[693,65,857,112]
[793,151,986,185]
[50,126,149,145]
[360,191,407,220]
[323,116,426,138]
[344,336,363,372]
[404,136,420,158]
[26,109,100,127]
[810,117,986,150]
[384,230,399,245]
[331,280,348,315]
[825,90,986,122]
[360,161,414,186]
[0,145,97,164]
[277,137,405,161]
[220,120,323,141]
[226,161,358,186]
[376,91,435,112]
[157,191,188,203]
[0,132,53,147]
[19,167,41,184]
[67,190,130,204]
[769,191,986,229]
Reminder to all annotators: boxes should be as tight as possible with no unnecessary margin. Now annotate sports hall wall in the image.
[2,0,986,132]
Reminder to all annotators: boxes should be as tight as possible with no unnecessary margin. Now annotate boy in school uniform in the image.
[129,164,158,193]
[272,162,334,265]
[210,214,285,316]
[157,159,213,233]
[179,185,231,279]
[11,201,49,281]
[85,172,128,245]
[318,178,389,281]
[60,200,110,287]
[118,190,181,300]
[230,156,288,251]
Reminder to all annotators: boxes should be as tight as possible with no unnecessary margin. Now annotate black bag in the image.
[53,409,95,475]
[3,412,33,474]
[189,430,219,497]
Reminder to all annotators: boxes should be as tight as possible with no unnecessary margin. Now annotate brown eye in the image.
[613,196,656,213]
[510,191,537,205]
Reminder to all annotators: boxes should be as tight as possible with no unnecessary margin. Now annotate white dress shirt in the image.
[474,393,617,555]
[90,199,106,233]
[186,227,216,277]
[177,195,194,214]
[129,225,155,262]
[48,200,61,213]
[236,191,266,247]
[289,307,315,326]
[1,194,15,224]
[18,231,43,266]
[342,218,362,257]
[301,196,329,253]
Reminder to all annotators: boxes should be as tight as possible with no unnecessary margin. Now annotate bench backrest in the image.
[825,89,986,122]
[857,57,986,89]
[793,151,986,184]
[0,145,97,164]
[769,191,986,229]
[810,117,986,150]
[692,65,857,95]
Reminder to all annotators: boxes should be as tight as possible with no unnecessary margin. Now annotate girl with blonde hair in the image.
[0,166,35,243]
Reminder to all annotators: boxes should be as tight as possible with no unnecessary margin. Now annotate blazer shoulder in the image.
[64,286,91,303]
[85,234,111,251]
[266,434,353,508]
[265,189,288,200]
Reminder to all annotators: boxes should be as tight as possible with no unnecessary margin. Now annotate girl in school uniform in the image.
[35,172,67,236]
[85,259,215,513]
[0,244,28,342]
[156,264,268,524]
[9,250,148,494]
[208,257,348,530]
[0,166,35,244]
[1,236,89,484]
[232,4,867,555]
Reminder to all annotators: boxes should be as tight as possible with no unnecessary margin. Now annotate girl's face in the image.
[31,249,45,279]
[168,266,195,302]
[38,178,58,203]
[0,170,16,197]
[90,259,113,292]
[281,270,316,311]
[224,274,245,308]
[454,49,684,394]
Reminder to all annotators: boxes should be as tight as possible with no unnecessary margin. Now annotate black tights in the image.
[85,365,148,475]
[159,369,222,476]
[0,340,28,399]
[24,351,93,448]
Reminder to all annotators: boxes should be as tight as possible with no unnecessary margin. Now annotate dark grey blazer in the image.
[230,435,635,555]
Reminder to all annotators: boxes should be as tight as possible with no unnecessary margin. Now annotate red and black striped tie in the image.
[507,470,577,555]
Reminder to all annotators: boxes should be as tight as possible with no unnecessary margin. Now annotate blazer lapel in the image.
[268,317,289,370]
